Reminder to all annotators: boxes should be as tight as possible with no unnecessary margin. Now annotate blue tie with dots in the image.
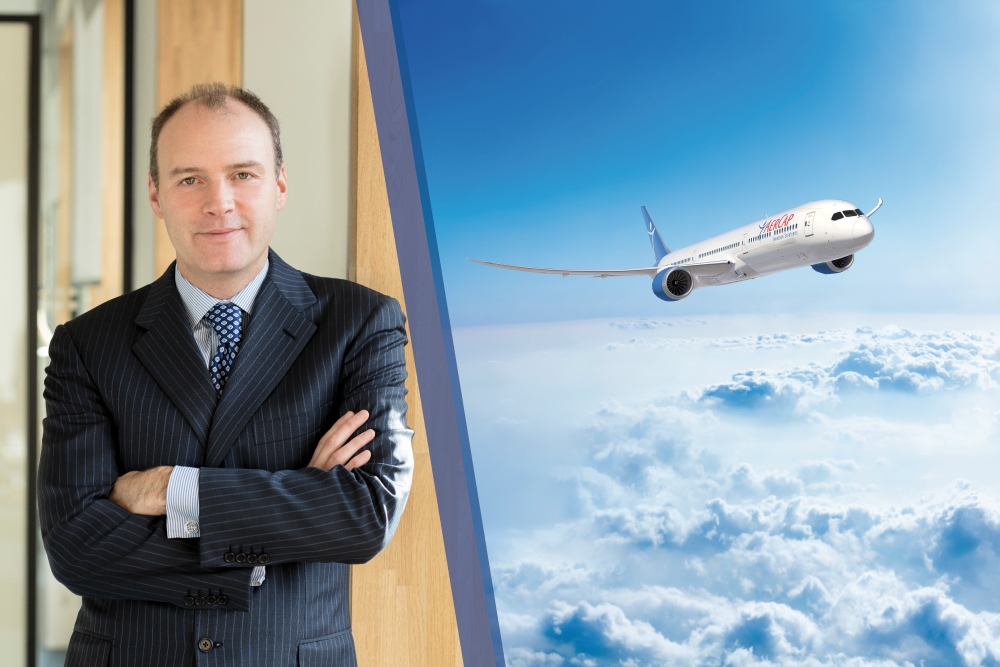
[205,303,243,397]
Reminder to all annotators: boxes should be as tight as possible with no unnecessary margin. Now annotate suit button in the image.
[198,637,213,653]
[235,552,247,563]
[258,553,269,564]
[183,596,195,606]
[206,596,218,605]
[217,596,229,605]
[224,552,236,563]
[247,554,258,564]
[195,596,206,606]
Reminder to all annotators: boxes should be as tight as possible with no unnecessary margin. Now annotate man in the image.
[38,83,413,666]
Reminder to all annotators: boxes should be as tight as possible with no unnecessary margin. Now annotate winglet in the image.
[866,197,883,218]
[641,206,670,261]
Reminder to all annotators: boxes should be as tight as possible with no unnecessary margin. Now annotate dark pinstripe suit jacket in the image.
[38,250,413,667]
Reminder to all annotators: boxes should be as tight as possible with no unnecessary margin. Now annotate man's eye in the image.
[180,177,197,186]
[236,172,252,180]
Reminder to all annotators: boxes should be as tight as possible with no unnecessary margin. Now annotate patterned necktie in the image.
[205,302,243,397]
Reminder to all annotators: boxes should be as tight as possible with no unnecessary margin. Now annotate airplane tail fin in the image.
[641,206,670,261]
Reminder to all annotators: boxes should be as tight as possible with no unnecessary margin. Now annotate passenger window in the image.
[832,212,843,220]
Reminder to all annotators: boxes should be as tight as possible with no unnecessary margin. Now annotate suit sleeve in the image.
[197,296,415,568]
[38,324,254,609]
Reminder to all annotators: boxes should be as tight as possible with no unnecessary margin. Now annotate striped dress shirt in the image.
[165,261,269,586]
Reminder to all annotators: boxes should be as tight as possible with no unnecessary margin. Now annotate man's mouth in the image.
[201,228,242,238]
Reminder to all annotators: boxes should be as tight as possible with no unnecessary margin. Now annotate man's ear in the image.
[275,163,288,212]
[148,173,164,220]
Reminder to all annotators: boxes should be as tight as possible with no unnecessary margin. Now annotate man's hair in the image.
[149,83,283,187]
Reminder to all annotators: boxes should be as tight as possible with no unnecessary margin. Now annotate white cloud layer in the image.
[456,322,1000,666]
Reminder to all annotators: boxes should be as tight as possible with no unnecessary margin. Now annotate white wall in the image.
[0,0,39,12]
[131,0,157,288]
[243,0,354,280]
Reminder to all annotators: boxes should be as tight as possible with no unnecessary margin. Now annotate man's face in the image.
[148,100,287,289]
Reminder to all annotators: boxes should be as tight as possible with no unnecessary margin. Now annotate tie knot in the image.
[205,303,242,344]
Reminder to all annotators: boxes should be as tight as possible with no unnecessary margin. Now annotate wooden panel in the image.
[54,25,74,326]
[350,10,464,667]
[154,0,243,275]
[92,0,124,308]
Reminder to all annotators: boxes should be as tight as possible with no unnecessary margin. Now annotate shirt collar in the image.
[175,259,270,328]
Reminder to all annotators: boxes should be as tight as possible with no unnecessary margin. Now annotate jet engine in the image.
[811,254,854,275]
[652,267,694,301]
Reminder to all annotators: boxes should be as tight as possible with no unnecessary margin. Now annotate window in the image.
[832,212,844,220]
[854,209,863,216]
[844,209,857,217]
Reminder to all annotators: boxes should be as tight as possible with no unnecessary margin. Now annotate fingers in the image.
[333,429,376,469]
[308,410,375,470]
[108,467,172,515]
[308,410,367,468]
[312,428,375,471]
[344,449,372,471]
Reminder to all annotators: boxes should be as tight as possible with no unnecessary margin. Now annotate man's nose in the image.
[203,179,236,216]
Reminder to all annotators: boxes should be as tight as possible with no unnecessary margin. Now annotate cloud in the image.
[506,647,567,667]
[500,487,1000,665]
[608,318,675,330]
[720,602,819,661]
[700,368,830,412]
[832,330,1000,393]
[544,601,695,664]
[456,321,1000,665]
[698,328,1000,412]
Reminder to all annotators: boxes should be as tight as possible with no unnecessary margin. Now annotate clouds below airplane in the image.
[454,318,1000,665]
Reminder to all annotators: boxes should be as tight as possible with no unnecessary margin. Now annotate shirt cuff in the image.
[165,466,201,538]
[250,566,266,587]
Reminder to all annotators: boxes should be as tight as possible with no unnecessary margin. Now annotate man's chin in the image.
[181,250,267,281]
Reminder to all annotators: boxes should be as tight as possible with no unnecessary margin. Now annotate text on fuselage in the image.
[759,213,795,234]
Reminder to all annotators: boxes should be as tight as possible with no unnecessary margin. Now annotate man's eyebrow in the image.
[166,161,266,178]
[226,161,265,171]
[168,166,202,177]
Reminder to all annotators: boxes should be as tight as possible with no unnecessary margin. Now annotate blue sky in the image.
[394,3,1000,665]
[397,0,1000,326]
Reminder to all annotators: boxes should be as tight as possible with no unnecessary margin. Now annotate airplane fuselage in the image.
[659,199,875,286]
[470,197,879,302]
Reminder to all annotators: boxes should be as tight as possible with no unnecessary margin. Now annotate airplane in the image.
[469,198,881,301]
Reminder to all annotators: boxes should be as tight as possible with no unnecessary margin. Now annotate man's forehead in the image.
[164,99,265,135]
[158,100,273,163]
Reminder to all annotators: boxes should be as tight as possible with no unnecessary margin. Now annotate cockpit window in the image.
[854,209,863,216]
[832,211,844,220]
[844,209,857,217]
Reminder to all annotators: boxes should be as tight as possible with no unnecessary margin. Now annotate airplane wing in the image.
[684,260,734,278]
[468,258,733,279]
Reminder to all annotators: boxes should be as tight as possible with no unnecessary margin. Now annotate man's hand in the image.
[309,410,375,471]
[109,466,173,515]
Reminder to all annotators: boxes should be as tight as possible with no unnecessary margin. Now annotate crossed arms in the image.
[37,298,414,612]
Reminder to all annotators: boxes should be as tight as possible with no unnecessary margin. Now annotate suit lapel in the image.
[132,266,217,447]
[204,254,318,467]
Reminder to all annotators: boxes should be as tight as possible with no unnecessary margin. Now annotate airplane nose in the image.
[853,216,874,242]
